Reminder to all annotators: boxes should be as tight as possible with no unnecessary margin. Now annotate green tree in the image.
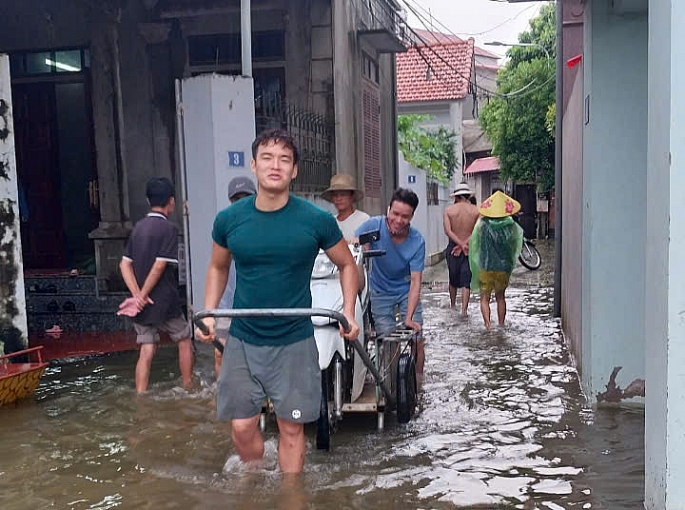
[397,114,458,185]
[480,3,556,192]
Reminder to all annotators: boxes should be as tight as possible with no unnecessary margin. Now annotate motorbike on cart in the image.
[194,230,419,452]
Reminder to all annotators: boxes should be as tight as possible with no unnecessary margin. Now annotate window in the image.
[10,49,90,77]
[363,81,381,198]
[427,181,439,206]
[188,31,285,67]
[362,53,379,84]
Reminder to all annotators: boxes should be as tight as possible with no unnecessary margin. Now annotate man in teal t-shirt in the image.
[195,129,360,474]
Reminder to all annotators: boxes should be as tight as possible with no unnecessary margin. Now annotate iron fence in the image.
[256,100,334,193]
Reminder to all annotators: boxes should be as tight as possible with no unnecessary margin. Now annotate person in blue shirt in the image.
[355,188,426,381]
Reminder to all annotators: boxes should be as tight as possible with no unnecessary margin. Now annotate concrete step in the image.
[24,275,99,295]
[28,311,134,333]
[26,293,130,314]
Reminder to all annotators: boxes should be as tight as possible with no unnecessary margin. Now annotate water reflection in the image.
[0,285,643,509]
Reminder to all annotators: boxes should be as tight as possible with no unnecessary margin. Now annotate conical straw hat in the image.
[479,190,521,218]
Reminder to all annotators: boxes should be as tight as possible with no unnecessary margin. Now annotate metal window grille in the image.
[256,99,334,193]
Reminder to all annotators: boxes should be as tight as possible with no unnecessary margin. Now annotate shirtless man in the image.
[443,183,480,314]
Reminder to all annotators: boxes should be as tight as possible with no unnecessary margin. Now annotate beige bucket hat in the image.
[321,174,364,203]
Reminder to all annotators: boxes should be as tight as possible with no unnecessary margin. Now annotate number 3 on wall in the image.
[228,151,245,168]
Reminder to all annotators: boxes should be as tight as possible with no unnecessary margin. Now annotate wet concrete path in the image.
[0,241,644,509]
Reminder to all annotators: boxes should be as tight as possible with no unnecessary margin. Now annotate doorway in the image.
[514,184,537,239]
[12,79,99,272]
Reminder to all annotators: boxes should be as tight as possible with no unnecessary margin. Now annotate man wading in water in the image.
[195,129,360,473]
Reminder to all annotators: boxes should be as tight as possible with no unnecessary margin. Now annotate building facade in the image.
[0,0,408,348]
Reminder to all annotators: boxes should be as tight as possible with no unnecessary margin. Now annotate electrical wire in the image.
[406,0,538,38]
[351,0,552,101]
[398,0,553,99]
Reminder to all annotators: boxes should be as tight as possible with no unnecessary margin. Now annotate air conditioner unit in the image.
[610,0,648,15]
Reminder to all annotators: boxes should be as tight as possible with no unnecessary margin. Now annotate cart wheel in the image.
[259,413,266,432]
[316,370,331,451]
[396,352,417,424]
[377,411,385,431]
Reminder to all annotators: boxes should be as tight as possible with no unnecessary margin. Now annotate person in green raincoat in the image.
[469,191,524,329]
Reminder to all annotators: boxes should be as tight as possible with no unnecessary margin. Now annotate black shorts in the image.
[446,243,472,288]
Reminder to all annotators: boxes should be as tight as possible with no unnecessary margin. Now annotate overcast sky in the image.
[403,0,546,60]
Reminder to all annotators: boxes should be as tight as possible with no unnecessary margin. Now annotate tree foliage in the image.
[397,114,458,185]
[480,3,556,192]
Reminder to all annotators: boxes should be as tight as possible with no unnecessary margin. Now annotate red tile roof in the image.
[397,35,475,103]
[465,156,500,174]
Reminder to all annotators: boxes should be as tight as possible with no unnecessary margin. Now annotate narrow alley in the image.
[0,242,644,509]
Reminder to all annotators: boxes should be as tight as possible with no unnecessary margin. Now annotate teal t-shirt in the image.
[211,194,342,346]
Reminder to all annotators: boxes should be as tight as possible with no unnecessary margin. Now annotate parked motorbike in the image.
[519,238,542,270]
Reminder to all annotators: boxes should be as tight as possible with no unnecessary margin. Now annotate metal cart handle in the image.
[194,307,350,332]
[193,308,395,406]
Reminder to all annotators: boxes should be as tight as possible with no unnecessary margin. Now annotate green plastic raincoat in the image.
[469,216,524,290]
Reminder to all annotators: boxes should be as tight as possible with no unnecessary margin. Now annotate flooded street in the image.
[0,244,644,509]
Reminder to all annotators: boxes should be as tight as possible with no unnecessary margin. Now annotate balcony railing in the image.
[356,0,411,53]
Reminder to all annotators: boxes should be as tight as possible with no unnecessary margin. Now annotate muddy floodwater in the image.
[1,248,644,509]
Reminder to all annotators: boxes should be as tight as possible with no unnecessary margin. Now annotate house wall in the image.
[331,0,399,215]
[0,0,342,280]
[0,55,28,354]
[645,1,685,507]
[398,155,449,264]
[465,172,491,204]
[560,67,584,376]
[559,0,585,375]
[379,52,398,208]
[582,1,647,399]
[397,100,464,189]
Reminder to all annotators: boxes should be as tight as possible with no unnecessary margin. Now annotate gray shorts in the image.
[133,316,191,344]
[217,335,321,423]
[216,317,231,341]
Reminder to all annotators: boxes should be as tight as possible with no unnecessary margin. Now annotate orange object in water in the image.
[0,346,48,406]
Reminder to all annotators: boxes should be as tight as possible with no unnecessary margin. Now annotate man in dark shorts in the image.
[443,183,480,315]
[119,177,193,394]
[195,129,360,474]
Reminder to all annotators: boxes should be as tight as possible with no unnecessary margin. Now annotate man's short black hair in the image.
[146,177,175,208]
[251,128,299,165]
[390,188,419,213]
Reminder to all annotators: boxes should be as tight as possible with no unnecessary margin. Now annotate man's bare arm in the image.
[195,242,232,342]
[405,271,423,330]
[119,258,154,309]
[204,242,232,310]
[139,259,167,301]
[119,258,141,296]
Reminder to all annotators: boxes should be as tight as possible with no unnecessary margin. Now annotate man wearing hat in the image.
[443,182,480,315]
[321,174,370,241]
[468,190,524,329]
[213,175,257,378]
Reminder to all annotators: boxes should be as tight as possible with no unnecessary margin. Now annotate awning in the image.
[465,156,500,174]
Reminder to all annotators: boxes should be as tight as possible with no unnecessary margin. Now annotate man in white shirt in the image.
[321,174,370,240]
